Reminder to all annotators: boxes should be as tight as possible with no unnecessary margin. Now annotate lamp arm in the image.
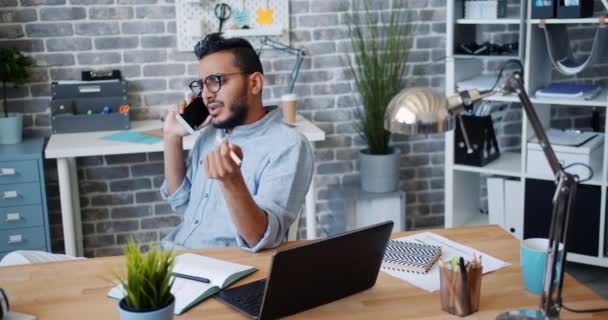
[445,71,577,319]
[259,37,307,94]
[503,73,562,176]
[504,72,578,319]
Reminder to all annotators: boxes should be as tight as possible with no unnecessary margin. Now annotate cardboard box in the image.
[527,134,603,179]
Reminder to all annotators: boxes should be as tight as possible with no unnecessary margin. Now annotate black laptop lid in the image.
[258,221,393,320]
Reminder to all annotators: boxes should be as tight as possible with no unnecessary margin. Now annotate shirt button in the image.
[194,219,199,224]
[204,193,209,199]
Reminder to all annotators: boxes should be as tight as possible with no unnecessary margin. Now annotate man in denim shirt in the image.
[160,33,313,252]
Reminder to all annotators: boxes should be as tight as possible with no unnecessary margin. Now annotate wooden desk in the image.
[44,116,325,256]
[1,225,605,319]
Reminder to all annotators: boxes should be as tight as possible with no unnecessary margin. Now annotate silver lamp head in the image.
[384,87,455,135]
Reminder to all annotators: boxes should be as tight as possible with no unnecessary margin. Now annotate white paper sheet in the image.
[381,232,510,292]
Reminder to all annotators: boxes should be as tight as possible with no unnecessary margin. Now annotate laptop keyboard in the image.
[216,278,267,317]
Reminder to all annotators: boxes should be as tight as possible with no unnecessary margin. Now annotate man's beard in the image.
[212,94,249,129]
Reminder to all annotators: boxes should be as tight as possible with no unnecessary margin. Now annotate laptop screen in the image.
[258,221,393,319]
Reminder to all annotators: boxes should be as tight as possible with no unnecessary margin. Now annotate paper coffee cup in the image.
[281,94,297,124]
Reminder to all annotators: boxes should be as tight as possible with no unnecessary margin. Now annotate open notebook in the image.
[107,253,257,315]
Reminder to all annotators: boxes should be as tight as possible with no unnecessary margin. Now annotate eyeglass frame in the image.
[189,72,252,95]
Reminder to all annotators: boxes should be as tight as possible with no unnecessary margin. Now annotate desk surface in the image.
[1,225,605,319]
[45,115,325,159]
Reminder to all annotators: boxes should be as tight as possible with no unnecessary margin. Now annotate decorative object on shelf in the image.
[214,2,232,33]
[347,1,413,193]
[557,0,594,18]
[114,239,176,320]
[256,0,273,25]
[464,0,507,19]
[231,0,250,29]
[532,0,556,19]
[0,47,33,145]
[541,22,608,76]
[383,59,582,320]
[454,115,500,166]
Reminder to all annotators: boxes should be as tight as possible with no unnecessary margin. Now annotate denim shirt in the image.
[160,107,314,252]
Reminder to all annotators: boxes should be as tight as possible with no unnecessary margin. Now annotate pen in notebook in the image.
[172,272,210,283]
[215,136,242,166]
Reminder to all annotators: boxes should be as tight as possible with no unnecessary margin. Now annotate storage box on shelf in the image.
[0,138,51,258]
[464,0,507,19]
[527,131,603,184]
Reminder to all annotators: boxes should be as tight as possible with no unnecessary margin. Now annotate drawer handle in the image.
[6,212,21,222]
[0,168,16,176]
[2,191,18,199]
[8,234,23,244]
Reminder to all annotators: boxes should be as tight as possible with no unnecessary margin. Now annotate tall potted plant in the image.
[0,48,33,145]
[114,239,176,320]
[347,2,413,192]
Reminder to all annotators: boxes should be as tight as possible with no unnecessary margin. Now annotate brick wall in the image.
[2,0,604,256]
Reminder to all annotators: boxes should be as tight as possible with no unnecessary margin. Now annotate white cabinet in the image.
[340,184,406,233]
[445,0,608,267]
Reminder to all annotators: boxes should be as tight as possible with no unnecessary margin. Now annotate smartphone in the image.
[176,95,209,134]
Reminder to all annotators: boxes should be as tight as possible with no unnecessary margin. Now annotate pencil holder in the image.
[439,263,482,317]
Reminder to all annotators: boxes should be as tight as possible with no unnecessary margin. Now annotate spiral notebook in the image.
[381,240,442,274]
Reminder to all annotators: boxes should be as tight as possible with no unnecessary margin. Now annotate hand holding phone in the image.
[176,95,210,134]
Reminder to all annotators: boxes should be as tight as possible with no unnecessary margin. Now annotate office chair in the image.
[286,207,303,241]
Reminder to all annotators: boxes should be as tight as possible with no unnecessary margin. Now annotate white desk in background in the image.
[45,115,325,256]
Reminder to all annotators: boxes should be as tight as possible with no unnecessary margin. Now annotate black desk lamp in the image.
[385,61,576,320]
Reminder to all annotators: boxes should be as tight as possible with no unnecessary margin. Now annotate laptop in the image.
[215,221,393,319]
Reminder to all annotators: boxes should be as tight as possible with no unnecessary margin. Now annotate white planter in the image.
[359,148,401,193]
[118,296,175,320]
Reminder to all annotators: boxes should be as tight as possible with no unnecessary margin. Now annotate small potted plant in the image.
[115,239,176,320]
[0,47,34,145]
[347,1,413,192]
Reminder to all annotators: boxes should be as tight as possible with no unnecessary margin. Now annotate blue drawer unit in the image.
[0,138,50,258]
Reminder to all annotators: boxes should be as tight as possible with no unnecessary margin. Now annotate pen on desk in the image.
[172,272,210,284]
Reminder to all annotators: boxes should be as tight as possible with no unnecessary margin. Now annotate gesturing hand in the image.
[204,138,244,182]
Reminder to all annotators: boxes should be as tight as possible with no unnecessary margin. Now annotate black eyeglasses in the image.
[189,72,251,95]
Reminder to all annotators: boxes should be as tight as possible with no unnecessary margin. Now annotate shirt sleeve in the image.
[159,139,200,214]
[236,135,314,252]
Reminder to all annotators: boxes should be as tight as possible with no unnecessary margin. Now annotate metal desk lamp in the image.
[257,36,307,94]
[385,60,577,320]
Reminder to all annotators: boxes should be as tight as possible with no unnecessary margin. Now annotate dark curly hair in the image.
[193,33,263,74]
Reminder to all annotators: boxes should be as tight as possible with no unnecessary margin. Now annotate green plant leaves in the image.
[117,238,176,311]
[0,47,34,118]
[347,1,413,155]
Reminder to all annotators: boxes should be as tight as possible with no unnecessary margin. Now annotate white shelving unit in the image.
[445,0,608,267]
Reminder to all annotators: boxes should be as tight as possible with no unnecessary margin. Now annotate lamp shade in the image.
[384,87,454,135]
